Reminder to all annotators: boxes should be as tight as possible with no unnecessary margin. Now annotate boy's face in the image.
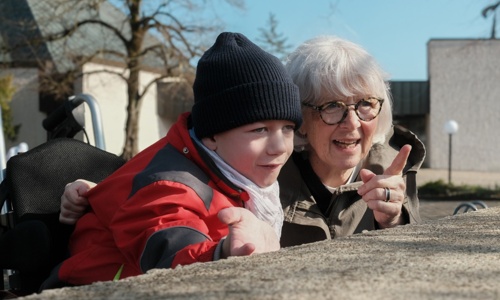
[202,120,296,188]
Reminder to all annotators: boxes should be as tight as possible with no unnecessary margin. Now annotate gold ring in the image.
[384,187,391,202]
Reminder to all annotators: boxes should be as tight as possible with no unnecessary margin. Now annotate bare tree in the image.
[482,1,500,39]
[257,13,292,61]
[0,0,244,160]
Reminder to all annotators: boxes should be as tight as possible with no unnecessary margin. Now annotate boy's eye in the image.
[283,125,295,132]
[251,127,267,133]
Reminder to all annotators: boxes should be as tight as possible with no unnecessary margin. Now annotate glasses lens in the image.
[320,102,345,124]
[357,98,381,121]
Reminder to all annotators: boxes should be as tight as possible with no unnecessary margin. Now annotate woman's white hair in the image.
[285,36,392,147]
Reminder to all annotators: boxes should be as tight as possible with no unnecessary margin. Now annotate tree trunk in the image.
[120,0,144,161]
[121,66,141,161]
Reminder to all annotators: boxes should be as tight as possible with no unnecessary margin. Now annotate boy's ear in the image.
[201,136,217,150]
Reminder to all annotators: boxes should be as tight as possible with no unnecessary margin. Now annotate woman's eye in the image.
[359,100,373,107]
[323,102,343,112]
[327,102,342,108]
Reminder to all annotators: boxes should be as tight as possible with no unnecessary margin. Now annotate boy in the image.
[43,32,301,288]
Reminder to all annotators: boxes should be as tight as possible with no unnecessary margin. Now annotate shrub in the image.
[0,75,20,141]
[419,179,500,200]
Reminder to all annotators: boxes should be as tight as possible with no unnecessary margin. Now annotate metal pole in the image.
[448,133,452,184]
[69,94,106,150]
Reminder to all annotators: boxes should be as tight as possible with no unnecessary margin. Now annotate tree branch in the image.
[48,19,130,47]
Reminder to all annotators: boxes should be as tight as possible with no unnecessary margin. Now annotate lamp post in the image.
[444,120,459,184]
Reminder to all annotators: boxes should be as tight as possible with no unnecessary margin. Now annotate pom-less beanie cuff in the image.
[193,81,301,138]
[192,32,302,138]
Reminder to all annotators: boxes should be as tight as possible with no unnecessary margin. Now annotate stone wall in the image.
[23,206,500,300]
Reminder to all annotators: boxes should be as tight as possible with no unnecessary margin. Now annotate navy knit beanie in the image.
[192,32,302,138]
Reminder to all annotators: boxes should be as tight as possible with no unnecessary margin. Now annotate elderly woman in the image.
[278,36,426,247]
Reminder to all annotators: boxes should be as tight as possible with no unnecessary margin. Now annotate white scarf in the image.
[190,129,283,238]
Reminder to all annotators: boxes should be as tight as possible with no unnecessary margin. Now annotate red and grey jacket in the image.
[57,112,249,285]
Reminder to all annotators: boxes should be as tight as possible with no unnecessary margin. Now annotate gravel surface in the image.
[7,168,500,299]
[19,206,500,300]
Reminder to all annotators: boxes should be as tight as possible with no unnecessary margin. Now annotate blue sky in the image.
[218,0,496,81]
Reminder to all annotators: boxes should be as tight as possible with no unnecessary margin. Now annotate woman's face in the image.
[301,95,379,183]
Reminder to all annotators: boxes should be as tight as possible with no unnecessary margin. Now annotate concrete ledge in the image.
[22,207,500,300]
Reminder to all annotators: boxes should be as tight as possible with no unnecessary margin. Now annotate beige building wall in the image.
[0,63,166,159]
[0,68,46,153]
[428,39,500,171]
[80,62,164,155]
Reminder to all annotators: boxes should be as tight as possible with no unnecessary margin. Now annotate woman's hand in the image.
[357,144,412,228]
[59,179,96,225]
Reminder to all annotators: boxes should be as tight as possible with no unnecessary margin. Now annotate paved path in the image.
[419,200,500,221]
[417,168,500,221]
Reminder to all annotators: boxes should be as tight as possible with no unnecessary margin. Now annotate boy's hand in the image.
[59,179,96,224]
[217,207,280,258]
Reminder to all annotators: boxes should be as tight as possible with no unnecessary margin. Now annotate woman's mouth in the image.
[333,139,359,149]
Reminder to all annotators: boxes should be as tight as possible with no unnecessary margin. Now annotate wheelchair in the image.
[0,94,125,297]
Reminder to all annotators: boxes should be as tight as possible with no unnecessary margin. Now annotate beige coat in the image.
[278,125,426,247]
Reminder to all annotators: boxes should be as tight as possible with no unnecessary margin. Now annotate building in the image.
[391,80,429,167]
[391,39,500,172]
[0,0,192,156]
[427,39,500,172]
[1,0,499,172]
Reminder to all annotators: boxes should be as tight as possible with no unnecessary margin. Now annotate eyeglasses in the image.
[302,97,384,125]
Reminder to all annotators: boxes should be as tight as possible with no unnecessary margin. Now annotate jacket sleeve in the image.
[109,180,225,273]
[391,125,426,224]
[402,171,422,223]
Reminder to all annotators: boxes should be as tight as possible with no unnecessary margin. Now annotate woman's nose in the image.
[339,108,360,128]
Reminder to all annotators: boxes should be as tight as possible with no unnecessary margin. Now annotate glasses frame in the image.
[302,97,384,125]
